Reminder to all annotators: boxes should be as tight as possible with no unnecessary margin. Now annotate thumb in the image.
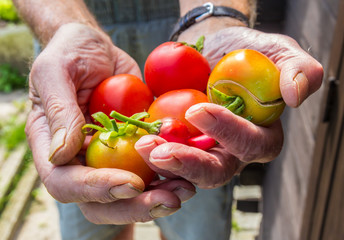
[185,103,283,163]
[30,60,86,165]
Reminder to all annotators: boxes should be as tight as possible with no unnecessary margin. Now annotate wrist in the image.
[176,1,256,43]
[177,16,247,43]
[13,0,102,46]
[179,0,252,17]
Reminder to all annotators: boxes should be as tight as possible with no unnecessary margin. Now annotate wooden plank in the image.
[0,161,39,240]
[321,114,344,239]
[0,144,27,201]
[234,185,262,201]
[261,0,340,239]
[310,46,344,240]
[284,0,336,68]
[300,1,344,239]
[0,146,6,167]
[320,56,344,238]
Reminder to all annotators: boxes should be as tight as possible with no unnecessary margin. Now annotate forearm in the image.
[178,0,256,42]
[13,0,101,46]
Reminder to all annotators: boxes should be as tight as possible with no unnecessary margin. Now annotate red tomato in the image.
[158,118,191,144]
[89,74,154,118]
[146,89,209,137]
[144,42,211,97]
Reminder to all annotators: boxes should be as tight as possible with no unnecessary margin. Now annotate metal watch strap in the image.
[169,2,249,41]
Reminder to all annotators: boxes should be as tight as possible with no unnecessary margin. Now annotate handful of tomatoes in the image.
[84,37,285,187]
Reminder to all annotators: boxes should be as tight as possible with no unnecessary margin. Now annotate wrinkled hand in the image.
[135,27,323,189]
[25,23,195,224]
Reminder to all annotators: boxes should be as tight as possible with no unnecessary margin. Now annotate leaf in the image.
[180,36,205,53]
[125,124,138,136]
[117,122,129,136]
[91,112,114,131]
[110,119,119,132]
[131,112,150,120]
[99,131,118,148]
[195,35,205,53]
[82,124,106,134]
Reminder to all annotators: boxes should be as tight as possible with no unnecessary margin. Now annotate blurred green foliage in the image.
[0,64,27,92]
[0,100,27,152]
[0,0,19,22]
[0,114,26,151]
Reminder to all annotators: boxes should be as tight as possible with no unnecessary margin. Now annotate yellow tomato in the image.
[86,129,155,187]
[207,49,285,126]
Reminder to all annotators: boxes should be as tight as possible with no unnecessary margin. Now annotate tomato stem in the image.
[110,111,162,135]
[181,35,205,53]
[209,86,245,116]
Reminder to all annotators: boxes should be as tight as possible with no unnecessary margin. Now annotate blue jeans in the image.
[57,182,234,240]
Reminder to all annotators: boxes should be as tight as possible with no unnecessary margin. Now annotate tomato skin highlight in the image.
[187,134,217,151]
[86,131,156,187]
[144,42,211,97]
[158,118,191,144]
[146,89,209,137]
[207,49,285,126]
[89,74,154,118]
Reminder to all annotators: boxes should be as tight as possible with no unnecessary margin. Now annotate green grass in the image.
[0,148,32,215]
[0,113,27,151]
[0,64,27,93]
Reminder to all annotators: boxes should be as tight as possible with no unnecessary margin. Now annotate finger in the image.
[148,178,196,203]
[26,112,145,203]
[278,51,323,107]
[30,24,121,165]
[78,189,181,224]
[135,135,178,179]
[46,166,145,203]
[29,54,87,165]
[185,103,284,163]
[264,35,324,108]
[136,135,242,188]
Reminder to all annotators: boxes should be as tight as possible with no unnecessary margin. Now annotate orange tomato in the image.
[86,130,155,187]
[207,49,285,126]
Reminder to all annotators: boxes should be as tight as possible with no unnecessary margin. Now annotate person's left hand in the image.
[134,27,323,189]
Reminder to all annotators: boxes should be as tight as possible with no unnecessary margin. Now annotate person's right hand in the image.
[26,23,195,224]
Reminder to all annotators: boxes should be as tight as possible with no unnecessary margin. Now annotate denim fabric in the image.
[57,182,234,240]
[155,183,234,240]
[57,202,125,240]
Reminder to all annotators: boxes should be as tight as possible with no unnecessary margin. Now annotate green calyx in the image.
[209,86,252,120]
[181,35,205,53]
[109,111,162,135]
[82,112,142,148]
[82,110,164,148]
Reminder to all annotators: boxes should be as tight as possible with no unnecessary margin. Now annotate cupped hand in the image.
[201,27,324,108]
[136,26,323,189]
[136,103,283,189]
[25,23,195,224]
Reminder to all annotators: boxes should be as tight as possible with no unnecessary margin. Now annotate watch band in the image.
[169,2,249,41]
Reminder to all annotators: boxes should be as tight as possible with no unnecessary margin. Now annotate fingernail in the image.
[109,183,143,199]
[149,204,180,218]
[49,128,67,161]
[149,155,182,171]
[185,104,217,129]
[173,187,196,202]
[135,136,157,149]
[293,72,309,107]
